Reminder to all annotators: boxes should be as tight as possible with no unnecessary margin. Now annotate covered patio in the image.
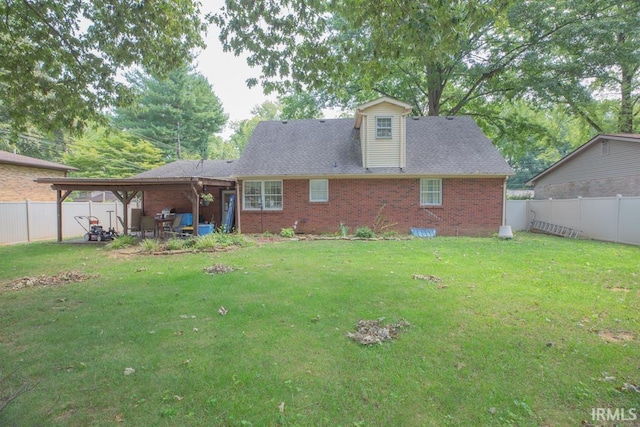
[35,176,235,242]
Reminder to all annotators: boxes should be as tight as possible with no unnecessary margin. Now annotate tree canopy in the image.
[62,127,165,178]
[214,0,640,134]
[113,67,227,160]
[0,0,209,134]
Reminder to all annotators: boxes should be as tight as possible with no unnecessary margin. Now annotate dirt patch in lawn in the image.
[3,271,96,291]
[598,330,635,344]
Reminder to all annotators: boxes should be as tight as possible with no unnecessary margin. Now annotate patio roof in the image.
[35,176,235,241]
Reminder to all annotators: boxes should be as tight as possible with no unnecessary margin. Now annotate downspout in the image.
[502,177,508,226]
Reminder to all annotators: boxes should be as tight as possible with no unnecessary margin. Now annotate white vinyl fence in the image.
[507,196,640,246]
[0,200,138,245]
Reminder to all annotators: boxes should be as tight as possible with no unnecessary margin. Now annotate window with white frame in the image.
[243,180,283,210]
[376,117,392,138]
[420,178,442,206]
[309,179,328,202]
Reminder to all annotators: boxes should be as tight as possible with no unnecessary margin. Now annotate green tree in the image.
[214,0,530,117]
[0,1,208,134]
[227,101,281,157]
[279,91,323,120]
[114,68,227,160]
[509,0,640,133]
[62,127,165,178]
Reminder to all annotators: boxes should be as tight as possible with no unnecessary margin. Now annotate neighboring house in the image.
[232,97,514,236]
[0,150,78,201]
[526,134,640,199]
[133,159,237,227]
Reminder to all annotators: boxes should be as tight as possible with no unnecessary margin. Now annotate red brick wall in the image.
[238,178,505,236]
[0,164,66,202]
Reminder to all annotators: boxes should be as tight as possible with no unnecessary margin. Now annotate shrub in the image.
[280,228,295,238]
[106,234,137,250]
[139,238,161,252]
[165,238,187,251]
[354,226,375,238]
[338,222,349,237]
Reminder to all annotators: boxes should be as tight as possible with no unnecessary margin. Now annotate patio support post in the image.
[188,184,200,236]
[55,189,73,242]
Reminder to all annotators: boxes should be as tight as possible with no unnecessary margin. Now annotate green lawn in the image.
[0,234,638,426]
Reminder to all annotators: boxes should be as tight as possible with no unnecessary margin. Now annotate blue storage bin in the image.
[180,213,193,226]
[198,224,214,235]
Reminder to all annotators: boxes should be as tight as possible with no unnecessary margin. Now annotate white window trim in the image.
[309,179,329,202]
[242,180,283,211]
[376,116,392,139]
[420,178,442,206]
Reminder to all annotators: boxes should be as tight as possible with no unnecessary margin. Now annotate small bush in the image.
[165,238,187,251]
[280,228,295,238]
[338,222,349,237]
[139,238,161,252]
[106,234,137,250]
[354,226,375,238]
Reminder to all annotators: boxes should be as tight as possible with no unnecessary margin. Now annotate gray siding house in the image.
[526,134,640,199]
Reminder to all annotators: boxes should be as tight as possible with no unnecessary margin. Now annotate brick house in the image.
[0,150,77,201]
[526,134,640,199]
[232,97,513,236]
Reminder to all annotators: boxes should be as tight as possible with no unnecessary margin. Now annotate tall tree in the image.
[227,101,280,156]
[0,1,208,134]
[62,127,165,178]
[506,0,640,133]
[214,0,530,116]
[114,68,227,160]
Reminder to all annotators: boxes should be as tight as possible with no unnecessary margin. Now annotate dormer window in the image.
[376,117,392,138]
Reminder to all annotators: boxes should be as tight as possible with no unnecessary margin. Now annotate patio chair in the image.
[165,214,185,237]
[129,208,142,235]
[140,215,155,237]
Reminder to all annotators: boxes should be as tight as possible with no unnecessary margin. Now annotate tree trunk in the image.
[619,63,634,133]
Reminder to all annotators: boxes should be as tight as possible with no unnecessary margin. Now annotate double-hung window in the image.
[420,178,442,206]
[376,117,392,138]
[309,179,328,202]
[243,180,283,210]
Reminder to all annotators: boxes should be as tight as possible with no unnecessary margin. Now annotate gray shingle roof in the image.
[0,150,78,171]
[133,159,236,179]
[233,116,513,177]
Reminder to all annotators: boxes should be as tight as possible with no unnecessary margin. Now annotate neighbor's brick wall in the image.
[0,164,66,202]
[238,178,505,236]
[535,176,640,199]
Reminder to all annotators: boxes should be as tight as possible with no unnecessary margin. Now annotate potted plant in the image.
[200,192,214,206]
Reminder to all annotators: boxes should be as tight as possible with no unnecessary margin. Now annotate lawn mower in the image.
[74,215,118,241]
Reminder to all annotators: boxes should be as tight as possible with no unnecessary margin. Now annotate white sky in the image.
[195,1,274,136]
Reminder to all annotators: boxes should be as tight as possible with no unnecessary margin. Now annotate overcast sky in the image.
[195,1,273,136]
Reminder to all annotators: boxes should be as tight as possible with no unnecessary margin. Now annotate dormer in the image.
[354,97,413,169]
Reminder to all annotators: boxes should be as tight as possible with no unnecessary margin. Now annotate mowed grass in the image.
[0,233,639,426]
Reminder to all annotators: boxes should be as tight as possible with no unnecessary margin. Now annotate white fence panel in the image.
[506,200,528,230]
[507,196,640,245]
[1,200,138,244]
[618,197,640,246]
[62,203,92,238]
[26,202,58,241]
[580,198,618,242]
[550,199,580,229]
[0,203,29,244]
